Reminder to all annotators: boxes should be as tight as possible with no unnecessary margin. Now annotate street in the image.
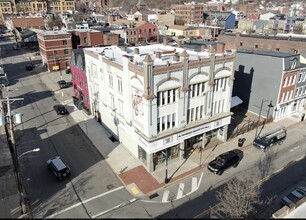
[0,38,133,218]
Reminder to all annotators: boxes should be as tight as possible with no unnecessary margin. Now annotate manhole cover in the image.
[109,136,117,142]
[107,184,114,190]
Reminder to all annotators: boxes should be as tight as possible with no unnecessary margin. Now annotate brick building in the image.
[37,30,72,72]
[174,2,204,25]
[217,32,306,55]
[70,29,104,49]
[0,0,76,14]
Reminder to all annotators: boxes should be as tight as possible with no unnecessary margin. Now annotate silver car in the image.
[281,187,306,207]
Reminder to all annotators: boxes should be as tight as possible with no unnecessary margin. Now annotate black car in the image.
[57,80,73,89]
[25,64,34,71]
[207,151,240,175]
[54,105,69,115]
[47,156,71,180]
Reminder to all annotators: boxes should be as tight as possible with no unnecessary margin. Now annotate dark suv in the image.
[207,151,240,175]
[47,156,71,180]
[57,80,73,89]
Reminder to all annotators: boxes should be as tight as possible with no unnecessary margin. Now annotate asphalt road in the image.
[1,38,132,218]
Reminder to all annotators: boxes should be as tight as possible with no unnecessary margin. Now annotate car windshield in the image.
[214,155,226,166]
[286,193,300,203]
[58,106,65,110]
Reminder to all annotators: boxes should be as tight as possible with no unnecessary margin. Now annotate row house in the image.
[84,44,235,172]
[0,0,76,14]
[234,50,306,121]
[125,22,158,45]
[204,11,236,31]
[37,30,72,71]
[70,49,90,112]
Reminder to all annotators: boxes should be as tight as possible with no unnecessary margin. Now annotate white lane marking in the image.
[91,198,137,219]
[176,183,184,199]
[46,186,124,218]
[162,190,169,203]
[198,172,203,189]
[289,146,300,152]
[191,177,197,192]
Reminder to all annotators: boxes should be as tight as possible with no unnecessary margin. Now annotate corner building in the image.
[84,45,235,172]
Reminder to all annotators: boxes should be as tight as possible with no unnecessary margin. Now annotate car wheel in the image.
[233,162,239,168]
[279,140,284,145]
[217,170,223,176]
[62,173,67,177]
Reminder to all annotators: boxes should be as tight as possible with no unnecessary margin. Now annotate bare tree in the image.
[210,175,262,218]
[46,14,64,30]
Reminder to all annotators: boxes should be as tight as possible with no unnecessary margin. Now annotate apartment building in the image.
[0,0,76,14]
[84,44,235,172]
[174,2,204,25]
[37,30,72,71]
[234,50,306,121]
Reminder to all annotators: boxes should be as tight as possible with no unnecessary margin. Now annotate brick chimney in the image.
[201,45,207,52]
[156,51,161,59]
[216,42,225,53]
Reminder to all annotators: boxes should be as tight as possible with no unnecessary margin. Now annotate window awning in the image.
[231,96,243,108]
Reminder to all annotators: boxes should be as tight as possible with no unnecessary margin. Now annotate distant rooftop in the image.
[84,44,217,67]
[237,49,296,58]
[40,30,70,35]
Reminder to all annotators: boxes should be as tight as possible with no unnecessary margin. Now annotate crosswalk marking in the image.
[162,190,169,202]
[176,183,184,199]
[191,177,197,192]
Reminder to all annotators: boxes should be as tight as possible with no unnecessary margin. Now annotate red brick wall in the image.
[218,33,306,54]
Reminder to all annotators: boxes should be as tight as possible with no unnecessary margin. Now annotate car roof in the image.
[220,151,237,158]
[50,157,67,171]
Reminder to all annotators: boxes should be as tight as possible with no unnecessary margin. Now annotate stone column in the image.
[179,142,185,160]
[147,152,154,172]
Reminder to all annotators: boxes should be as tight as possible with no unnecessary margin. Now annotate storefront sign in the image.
[177,124,211,140]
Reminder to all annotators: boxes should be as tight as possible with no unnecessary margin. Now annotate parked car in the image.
[53,104,69,115]
[25,64,34,71]
[207,150,240,175]
[47,156,71,180]
[281,187,306,207]
[57,80,73,89]
[253,127,287,152]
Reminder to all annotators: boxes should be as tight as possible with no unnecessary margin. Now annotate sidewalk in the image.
[37,69,306,198]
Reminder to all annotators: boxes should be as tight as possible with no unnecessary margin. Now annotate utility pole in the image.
[0,96,28,216]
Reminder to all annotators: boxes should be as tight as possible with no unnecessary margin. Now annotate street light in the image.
[18,148,40,159]
[254,99,274,139]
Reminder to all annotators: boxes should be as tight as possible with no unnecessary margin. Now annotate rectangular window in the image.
[84,37,87,43]
[109,74,113,88]
[118,77,123,93]
[157,89,176,106]
[298,73,303,82]
[292,75,296,85]
[64,49,69,54]
[110,94,114,109]
[118,99,123,115]
[63,40,67,45]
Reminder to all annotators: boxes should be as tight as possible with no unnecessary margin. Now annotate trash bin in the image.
[238,138,246,147]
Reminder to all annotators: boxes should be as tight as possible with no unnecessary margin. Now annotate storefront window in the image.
[138,146,147,163]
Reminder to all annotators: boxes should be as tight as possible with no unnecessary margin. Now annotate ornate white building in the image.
[84,44,235,172]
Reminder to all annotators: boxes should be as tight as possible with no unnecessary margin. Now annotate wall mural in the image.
[132,87,144,121]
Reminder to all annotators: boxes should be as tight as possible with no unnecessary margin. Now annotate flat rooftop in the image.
[84,44,221,67]
[237,49,296,58]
